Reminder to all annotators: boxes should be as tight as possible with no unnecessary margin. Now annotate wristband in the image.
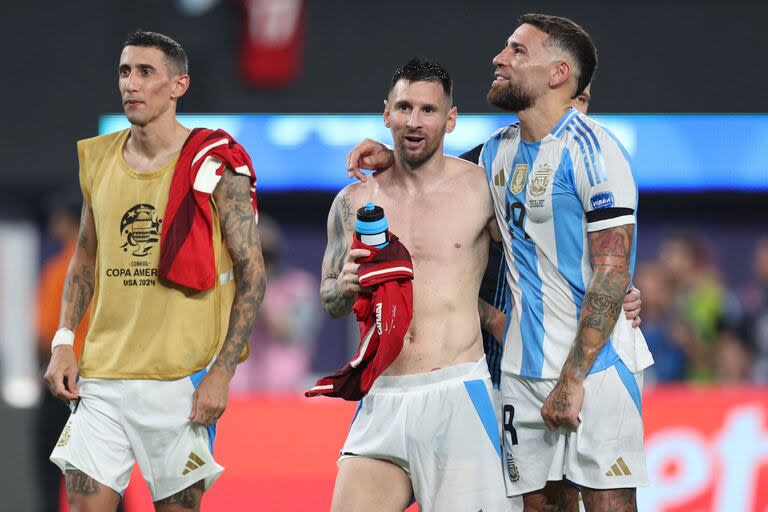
[51,328,75,353]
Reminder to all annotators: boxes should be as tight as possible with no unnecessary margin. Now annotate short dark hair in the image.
[389,57,452,100]
[519,13,596,98]
[123,30,188,75]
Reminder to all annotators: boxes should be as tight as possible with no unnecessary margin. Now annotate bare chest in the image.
[373,194,484,273]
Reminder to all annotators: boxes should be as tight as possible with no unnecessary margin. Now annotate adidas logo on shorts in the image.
[605,457,632,477]
[182,452,206,475]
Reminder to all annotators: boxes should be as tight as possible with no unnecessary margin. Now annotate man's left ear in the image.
[446,105,458,134]
[171,74,190,99]
[550,60,571,89]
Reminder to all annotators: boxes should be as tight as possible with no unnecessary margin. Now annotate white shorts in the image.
[340,357,513,512]
[500,361,648,496]
[50,368,223,501]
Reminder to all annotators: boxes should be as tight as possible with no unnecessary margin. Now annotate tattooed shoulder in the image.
[331,186,357,231]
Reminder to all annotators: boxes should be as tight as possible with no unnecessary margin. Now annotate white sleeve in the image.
[478,126,510,171]
[572,125,637,232]
[477,145,487,170]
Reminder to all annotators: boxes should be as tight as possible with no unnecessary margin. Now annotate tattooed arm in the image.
[189,168,266,426]
[320,187,368,318]
[59,204,97,331]
[562,225,634,378]
[211,168,266,373]
[44,203,97,401]
[541,224,634,431]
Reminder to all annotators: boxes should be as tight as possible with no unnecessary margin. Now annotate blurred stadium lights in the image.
[100,113,768,192]
[0,223,41,408]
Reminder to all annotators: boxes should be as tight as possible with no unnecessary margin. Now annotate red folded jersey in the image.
[306,234,414,401]
[158,128,258,291]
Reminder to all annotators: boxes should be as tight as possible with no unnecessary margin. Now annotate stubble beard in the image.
[396,136,441,169]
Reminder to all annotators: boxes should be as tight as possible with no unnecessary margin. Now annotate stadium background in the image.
[1,0,767,510]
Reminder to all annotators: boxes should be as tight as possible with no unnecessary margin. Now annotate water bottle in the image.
[356,202,389,248]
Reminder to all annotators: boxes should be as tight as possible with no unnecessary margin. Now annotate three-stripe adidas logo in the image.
[605,457,632,477]
[182,452,206,475]
[493,169,506,187]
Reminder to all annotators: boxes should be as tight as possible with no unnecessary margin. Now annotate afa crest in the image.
[506,453,520,482]
[529,163,554,197]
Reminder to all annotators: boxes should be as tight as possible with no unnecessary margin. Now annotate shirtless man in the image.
[320,58,508,512]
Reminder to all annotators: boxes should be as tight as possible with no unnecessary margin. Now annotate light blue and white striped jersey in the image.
[479,108,653,379]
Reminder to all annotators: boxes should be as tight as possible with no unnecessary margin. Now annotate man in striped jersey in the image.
[470,81,603,393]
[346,14,650,511]
[481,14,651,511]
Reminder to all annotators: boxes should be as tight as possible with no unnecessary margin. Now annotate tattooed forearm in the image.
[65,470,99,496]
[65,265,94,326]
[320,190,355,318]
[584,293,623,318]
[322,283,354,318]
[561,225,634,380]
[212,169,266,374]
[59,204,97,332]
[580,313,613,339]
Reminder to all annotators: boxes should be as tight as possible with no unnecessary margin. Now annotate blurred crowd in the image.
[636,233,768,385]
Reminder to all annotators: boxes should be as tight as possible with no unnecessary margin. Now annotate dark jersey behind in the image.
[460,143,506,388]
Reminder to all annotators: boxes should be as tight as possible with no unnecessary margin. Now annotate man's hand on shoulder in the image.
[346,139,394,181]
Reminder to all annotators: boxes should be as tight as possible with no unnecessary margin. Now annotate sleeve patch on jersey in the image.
[589,191,615,210]
[586,207,635,223]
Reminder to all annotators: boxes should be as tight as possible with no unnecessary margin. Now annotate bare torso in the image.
[346,156,494,375]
